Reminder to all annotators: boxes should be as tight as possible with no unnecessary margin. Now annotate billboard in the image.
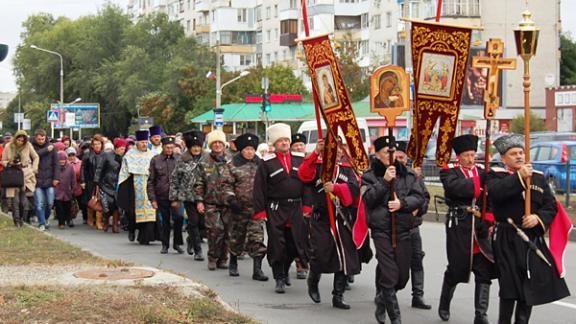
[50,103,100,129]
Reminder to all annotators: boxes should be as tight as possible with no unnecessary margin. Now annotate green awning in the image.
[191,101,385,123]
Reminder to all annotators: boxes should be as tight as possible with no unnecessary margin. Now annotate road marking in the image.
[553,301,576,310]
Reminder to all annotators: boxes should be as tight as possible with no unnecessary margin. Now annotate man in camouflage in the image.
[169,130,206,261]
[227,133,268,281]
[193,130,235,270]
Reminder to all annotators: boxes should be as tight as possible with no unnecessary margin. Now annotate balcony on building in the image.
[423,0,480,20]
[194,0,209,12]
[218,30,257,54]
[334,15,363,40]
[280,19,298,47]
[196,23,210,33]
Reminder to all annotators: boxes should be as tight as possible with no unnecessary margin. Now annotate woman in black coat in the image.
[93,139,125,232]
[80,135,104,229]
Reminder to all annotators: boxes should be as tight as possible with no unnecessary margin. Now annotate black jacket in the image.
[80,150,102,203]
[362,159,425,233]
[147,152,180,202]
[93,151,121,196]
[32,140,60,188]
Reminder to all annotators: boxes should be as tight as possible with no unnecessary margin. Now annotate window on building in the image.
[442,0,480,16]
[359,40,369,57]
[274,4,278,18]
[374,14,381,29]
[238,8,247,22]
[256,5,262,21]
[266,6,271,19]
[411,1,420,18]
[361,13,369,28]
[281,19,298,34]
[186,20,190,32]
[274,51,278,63]
[240,55,253,66]
[374,0,381,8]
[179,0,184,13]
[386,11,392,27]
[188,0,191,10]
[256,31,262,44]
[266,53,271,65]
[274,28,279,40]
[267,30,271,42]
[290,0,298,9]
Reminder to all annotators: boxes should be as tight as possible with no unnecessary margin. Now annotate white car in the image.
[297,118,371,153]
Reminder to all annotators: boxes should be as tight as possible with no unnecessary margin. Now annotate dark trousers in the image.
[444,252,493,287]
[158,200,184,248]
[374,231,411,291]
[410,227,425,296]
[55,200,72,226]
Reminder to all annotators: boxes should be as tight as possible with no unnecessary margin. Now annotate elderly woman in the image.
[1,130,39,228]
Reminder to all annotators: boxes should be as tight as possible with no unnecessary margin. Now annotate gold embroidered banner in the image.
[407,21,473,167]
[302,34,369,181]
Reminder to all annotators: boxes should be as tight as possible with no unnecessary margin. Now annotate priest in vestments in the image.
[118,129,160,245]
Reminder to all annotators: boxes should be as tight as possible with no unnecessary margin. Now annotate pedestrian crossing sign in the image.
[47,110,59,122]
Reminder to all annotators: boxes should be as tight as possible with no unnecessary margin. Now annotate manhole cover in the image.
[73,268,155,280]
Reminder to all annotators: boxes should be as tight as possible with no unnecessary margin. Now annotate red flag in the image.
[550,200,573,278]
[353,188,368,249]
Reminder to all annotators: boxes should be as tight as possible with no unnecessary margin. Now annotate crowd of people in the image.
[0,122,570,324]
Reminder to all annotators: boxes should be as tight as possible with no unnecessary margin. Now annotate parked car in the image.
[530,132,576,142]
[529,141,576,193]
[297,118,371,153]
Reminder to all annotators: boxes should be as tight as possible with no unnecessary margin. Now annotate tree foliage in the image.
[6,5,217,136]
[561,33,576,85]
[510,112,546,134]
[334,33,370,102]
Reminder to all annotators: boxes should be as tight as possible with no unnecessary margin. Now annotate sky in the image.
[1,0,576,93]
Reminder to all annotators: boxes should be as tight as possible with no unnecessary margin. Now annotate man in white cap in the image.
[193,129,236,270]
[253,123,308,293]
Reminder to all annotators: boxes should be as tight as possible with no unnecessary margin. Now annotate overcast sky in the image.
[1,0,576,93]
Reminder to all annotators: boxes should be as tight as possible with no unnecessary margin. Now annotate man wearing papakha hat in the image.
[438,134,496,324]
[170,130,207,260]
[253,123,308,294]
[290,132,310,280]
[148,125,163,156]
[193,129,236,270]
[393,141,432,311]
[147,136,184,255]
[362,135,426,324]
[226,133,269,281]
[118,130,160,245]
[487,134,570,324]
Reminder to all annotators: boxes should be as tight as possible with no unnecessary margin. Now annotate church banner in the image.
[301,34,369,181]
[407,21,473,167]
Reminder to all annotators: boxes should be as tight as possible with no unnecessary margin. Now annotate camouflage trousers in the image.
[204,204,231,263]
[228,210,267,258]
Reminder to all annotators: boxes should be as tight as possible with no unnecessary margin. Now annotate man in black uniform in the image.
[488,134,570,324]
[253,123,308,294]
[438,134,495,324]
[394,141,431,310]
[362,135,425,324]
[298,139,360,309]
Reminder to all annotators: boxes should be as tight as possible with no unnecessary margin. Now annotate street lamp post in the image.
[30,44,64,139]
[513,10,539,217]
[214,50,250,130]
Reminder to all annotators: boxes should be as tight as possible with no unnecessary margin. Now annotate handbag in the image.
[0,165,24,188]
[87,186,103,212]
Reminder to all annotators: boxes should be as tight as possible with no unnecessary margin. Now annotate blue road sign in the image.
[47,110,60,122]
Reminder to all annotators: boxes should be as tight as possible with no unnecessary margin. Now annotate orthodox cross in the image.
[472,39,517,119]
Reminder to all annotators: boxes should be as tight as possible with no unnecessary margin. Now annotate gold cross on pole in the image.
[472,39,517,119]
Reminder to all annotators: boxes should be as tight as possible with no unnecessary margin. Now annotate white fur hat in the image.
[207,130,226,148]
[267,123,291,145]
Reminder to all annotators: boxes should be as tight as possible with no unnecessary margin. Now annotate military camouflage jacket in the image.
[193,152,235,205]
[228,153,261,210]
[169,150,205,202]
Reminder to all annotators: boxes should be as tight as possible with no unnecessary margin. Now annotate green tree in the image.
[510,112,546,134]
[334,33,370,102]
[561,33,576,85]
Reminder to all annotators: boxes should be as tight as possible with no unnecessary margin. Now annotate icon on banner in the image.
[47,110,60,122]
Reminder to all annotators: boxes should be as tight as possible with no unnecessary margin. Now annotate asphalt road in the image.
[49,220,576,324]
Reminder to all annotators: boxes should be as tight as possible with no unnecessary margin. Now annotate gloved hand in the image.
[227,196,242,214]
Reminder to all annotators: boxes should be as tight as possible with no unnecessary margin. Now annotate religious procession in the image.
[1,1,575,323]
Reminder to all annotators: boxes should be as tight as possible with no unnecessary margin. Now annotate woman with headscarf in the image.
[1,130,39,228]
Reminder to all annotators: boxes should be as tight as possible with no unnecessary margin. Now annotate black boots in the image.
[174,245,184,254]
[411,270,431,309]
[307,270,321,303]
[229,255,239,277]
[498,299,532,324]
[474,283,491,324]
[252,256,269,281]
[128,231,135,242]
[380,288,401,324]
[273,264,286,294]
[188,227,204,261]
[332,272,350,309]
[438,278,457,321]
[375,293,387,324]
[160,244,169,254]
[275,278,286,294]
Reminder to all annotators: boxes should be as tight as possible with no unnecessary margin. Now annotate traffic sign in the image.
[214,108,224,127]
[47,110,60,122]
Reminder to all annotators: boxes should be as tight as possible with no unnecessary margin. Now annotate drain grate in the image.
[73,268,155,280]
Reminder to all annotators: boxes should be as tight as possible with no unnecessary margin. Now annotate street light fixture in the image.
[513,9,539,217]
[214,70,251,130]
[30,44,64,138]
